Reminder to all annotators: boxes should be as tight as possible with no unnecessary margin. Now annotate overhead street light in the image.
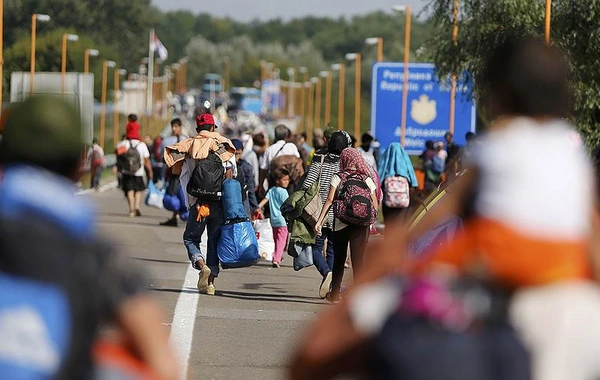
[346,52,362,140]
[30,13,51,94]
[393,4,412,147]
[331,63,346,130]
[84,48,99,73]
[100,60,116,148]
[61,34,79,98]
[365,37,384,62]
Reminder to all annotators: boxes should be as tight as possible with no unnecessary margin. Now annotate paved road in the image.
[84,183,336,380]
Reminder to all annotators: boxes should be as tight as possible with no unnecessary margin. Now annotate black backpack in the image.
[117,140,142,175]
[187,151,225,200]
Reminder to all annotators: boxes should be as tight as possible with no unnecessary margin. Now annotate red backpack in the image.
[333,172,377,226]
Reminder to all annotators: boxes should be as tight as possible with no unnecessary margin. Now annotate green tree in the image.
[426,0,600,143]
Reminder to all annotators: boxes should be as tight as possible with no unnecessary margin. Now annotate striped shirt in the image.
[302,153,340,228]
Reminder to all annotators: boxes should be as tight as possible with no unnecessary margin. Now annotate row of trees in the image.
[3,0,599,141]
[426,0,600,143]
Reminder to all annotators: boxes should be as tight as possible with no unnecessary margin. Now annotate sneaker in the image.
[319,272,333,299]
[206,284,216,295]
[272,261,280,268]
[197,265,211,293]
[159,218,178,227]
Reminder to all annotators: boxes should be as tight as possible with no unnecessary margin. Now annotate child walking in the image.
[258,168,290,268]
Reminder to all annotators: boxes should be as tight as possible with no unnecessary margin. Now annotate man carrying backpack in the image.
[164,113,237,295]
[116,123,153,217]
[258,124,303,197]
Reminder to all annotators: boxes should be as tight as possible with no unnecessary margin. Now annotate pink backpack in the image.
[384,176,410,208]
[333,173,377,226]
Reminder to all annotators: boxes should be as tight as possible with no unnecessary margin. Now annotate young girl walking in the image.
[258,168,290,268]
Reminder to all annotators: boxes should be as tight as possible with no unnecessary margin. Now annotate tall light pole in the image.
[346,53,362,141]
[100,60,116,149]
[314,75,322,130]
[393,5,412,147]
[320,71,332,127]
[113,68,127,149]
[84,48,99,74]
[545,0,552,44]
[29,13,50,94]
[449,0,459,135]
[298,67,308,131]
[307,80,315,140]
[171,63,180,95]
[223,56,230,92]
[365,37,384,62]
[61,33,78,98]
[287,67,295,118]
[179,56,189,93]
[0,0,4,113]
[331,63,345,130]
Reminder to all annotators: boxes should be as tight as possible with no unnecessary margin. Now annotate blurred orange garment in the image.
[412,218,591,287]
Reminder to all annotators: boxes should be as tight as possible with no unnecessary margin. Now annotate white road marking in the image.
[169,265,199,380]
[168,232,206,380]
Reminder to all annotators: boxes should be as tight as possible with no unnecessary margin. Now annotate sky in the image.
[151,0,429,22]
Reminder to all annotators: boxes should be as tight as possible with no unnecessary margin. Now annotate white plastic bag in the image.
[253,219,274,261]
[145,181,165,209]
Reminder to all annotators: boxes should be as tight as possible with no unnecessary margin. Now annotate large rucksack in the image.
[333,172,377,226]
[186,151,225,201]
[268,142,305,187]
[117,140,142,175]
[384,176,410,208]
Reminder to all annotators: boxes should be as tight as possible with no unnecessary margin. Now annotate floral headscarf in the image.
[339,148,383,201]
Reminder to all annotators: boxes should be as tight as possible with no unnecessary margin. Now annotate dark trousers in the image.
[331,225,369,296]
[313,227,334,277]
[183,200,224,276]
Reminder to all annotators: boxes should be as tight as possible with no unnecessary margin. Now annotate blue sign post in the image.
[371,63,476,154]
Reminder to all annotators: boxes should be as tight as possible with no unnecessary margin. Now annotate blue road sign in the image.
[371,63,476,154]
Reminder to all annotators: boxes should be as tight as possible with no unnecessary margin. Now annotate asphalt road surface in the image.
[83,182,337,380]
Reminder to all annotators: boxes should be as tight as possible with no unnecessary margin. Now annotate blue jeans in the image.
[183,200,223,276]
[90,165,102,189]
[313,227,334,277]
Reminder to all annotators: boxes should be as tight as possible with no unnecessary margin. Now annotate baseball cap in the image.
[231,139,244,151]
[196,113,217,128]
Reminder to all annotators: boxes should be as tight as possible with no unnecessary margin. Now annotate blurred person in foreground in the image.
[291,37,600,380]
[0,96,178,379]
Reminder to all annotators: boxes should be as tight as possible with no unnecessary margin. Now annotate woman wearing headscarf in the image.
[302,131,353,298]
[314,148,380,302]
[378,142,419,224]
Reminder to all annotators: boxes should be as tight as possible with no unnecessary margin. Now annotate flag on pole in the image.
[150,33,168,60]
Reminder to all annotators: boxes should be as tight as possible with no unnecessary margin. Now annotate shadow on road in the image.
[149,287,327,305]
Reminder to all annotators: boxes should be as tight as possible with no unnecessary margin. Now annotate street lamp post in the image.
[346,53,362,141]
[393,5,412,147]
[223,56,230,92]
[332,63,345,130]
[287,68,295,118]
[61,33,78,98]
[100,60,116,149]
[298,67,308,131]
[545,0,552,44]
[449,0,459,135]
[84,48,99,74]
[29,13,50,94]
[365,37,384,62]
[307,80,315,140]
[314,76,322,130]
[113,68,127,149]
[320,71,331,126]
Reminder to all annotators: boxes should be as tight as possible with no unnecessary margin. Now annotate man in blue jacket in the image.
[232,139,260,219]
